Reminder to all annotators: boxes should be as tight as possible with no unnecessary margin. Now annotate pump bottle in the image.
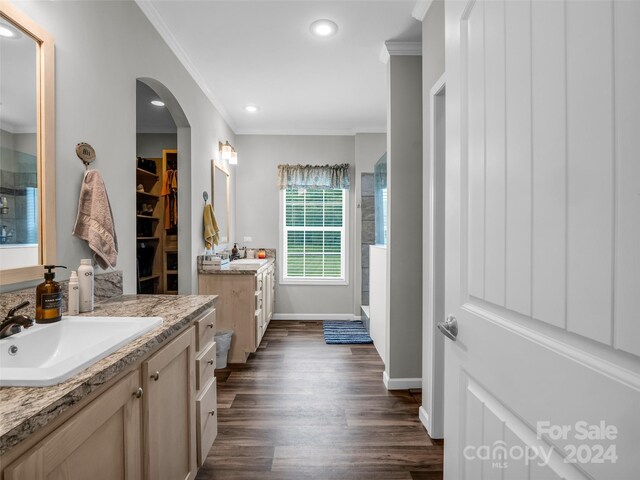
[36,265,67,323]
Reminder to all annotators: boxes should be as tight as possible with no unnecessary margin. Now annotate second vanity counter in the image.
[0,294,216,456]
[197,257,275,275]
[199,258,276,363]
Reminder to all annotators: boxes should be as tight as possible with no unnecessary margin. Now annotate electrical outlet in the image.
[243,236,252,242]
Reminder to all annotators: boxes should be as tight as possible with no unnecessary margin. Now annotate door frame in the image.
[420,73,447,439]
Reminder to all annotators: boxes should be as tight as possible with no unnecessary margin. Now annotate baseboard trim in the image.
[271,313,362,321]
[382,371,422,390]
[419,405,430,432]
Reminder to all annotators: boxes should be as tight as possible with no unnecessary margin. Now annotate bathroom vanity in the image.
[198,258,275,364]
[0,294,218,480]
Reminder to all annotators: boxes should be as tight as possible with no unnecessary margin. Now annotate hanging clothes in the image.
[161,169,178,231]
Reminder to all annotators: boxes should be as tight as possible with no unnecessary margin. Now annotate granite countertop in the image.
[0,294,216,456]
[198,257,275,275]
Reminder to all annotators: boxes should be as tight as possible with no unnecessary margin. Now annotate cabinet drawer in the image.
[254,290,262,310]
[195,309,216,352]
[195,340,216,391]
[196,377,218,467]
[255,310,263,345]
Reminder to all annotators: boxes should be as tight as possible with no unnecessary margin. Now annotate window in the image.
[281,188,348,284]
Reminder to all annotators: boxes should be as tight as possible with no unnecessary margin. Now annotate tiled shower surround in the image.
[361,173,375,306]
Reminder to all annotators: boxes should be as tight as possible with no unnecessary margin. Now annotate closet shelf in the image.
[139,275,160,283]
[136,191,160,200]
[136,168,159,180]
[137,215,160,221]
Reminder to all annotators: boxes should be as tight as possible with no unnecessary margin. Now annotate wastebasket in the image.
[215,330,233,369]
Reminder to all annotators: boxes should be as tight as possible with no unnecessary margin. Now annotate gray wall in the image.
[7,1,235,293]
[354,133,386,311]
[386,55,423,380]
[136,134,178,159]
[420,0,446,436]
[235,134,357,316]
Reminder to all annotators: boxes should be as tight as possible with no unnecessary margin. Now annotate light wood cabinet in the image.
[142,326,196,480]
[4,371,143,480]
[195,377,217,466]
[2,308,218,480]
[192,307,217,467]
[198,262,275,363]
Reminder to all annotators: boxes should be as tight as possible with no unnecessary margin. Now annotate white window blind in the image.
[282,188,347,283]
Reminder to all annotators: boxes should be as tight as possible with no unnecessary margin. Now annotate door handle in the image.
[437,315,458,341]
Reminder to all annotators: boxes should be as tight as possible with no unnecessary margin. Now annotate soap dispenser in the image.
[36,265,67,323]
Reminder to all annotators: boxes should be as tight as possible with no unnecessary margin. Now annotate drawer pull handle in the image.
[207,359,214,365]
[209,410,216,416]
[207,323,214,329]
[133,387,143,399]
[151,371,160,381]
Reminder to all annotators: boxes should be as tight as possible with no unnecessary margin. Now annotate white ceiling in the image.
[138,0,422,135]
[137,80,177,134]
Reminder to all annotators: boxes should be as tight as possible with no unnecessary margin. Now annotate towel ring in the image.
[76,142,96,170]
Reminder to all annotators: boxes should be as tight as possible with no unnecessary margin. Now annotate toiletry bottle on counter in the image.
[36,265,67,323]
[68,271,80,315]
[78,259,94,313]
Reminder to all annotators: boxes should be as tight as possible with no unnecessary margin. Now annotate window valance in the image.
[277,164,350,190]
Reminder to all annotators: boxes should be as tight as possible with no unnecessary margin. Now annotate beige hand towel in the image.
[72,170,118,269]
[203,203,219,249]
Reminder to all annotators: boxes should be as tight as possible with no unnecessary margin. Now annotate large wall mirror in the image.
[0,3,56,285]
[212,162,230,246]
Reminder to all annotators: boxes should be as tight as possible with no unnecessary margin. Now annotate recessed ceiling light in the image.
[0,25,16,38]
[310,19,338,38]
[150,100,165,107]
[244,105,260,113]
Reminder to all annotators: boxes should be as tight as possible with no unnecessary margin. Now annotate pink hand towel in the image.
[72,170,118,269]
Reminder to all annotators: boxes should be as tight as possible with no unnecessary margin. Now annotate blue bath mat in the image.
[323,320,373,344]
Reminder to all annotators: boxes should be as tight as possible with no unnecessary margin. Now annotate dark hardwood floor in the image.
[196,321,443,480]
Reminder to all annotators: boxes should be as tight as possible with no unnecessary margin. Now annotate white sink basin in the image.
[231,258,268,266]
[0,316,163,387]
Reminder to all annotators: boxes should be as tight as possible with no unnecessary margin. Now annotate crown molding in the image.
[235,126,386,136]
[379,41,422,63]
[135,0,237,132]
[412,0,436,22]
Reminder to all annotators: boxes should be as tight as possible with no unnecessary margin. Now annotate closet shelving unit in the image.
[162,149,179,294]
[136,158,162,293]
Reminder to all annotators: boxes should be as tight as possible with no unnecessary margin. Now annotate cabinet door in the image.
[143,327,196,480]
[266,266,274,323]
[5,371,142,480]
[271,266,276,322]
[195,377,218,467]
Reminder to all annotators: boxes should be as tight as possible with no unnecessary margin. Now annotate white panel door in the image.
[443,1,640,479]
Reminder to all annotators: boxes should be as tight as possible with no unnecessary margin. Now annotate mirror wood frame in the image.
[0,1,56,285]
[211,161,230,246]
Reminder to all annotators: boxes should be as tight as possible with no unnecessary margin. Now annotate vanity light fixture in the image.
[220,141,232,161]
[310,19,338,38]
[244,105,260,113]
[219,141,237,165]
[150,100,165,107]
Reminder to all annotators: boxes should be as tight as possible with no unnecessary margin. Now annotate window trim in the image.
[278,188,349,286]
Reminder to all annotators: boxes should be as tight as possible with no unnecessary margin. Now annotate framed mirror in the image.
[0,3,56,285]
[212,162,230,246]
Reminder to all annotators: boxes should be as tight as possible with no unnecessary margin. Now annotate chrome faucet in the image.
[0,301,35,339]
